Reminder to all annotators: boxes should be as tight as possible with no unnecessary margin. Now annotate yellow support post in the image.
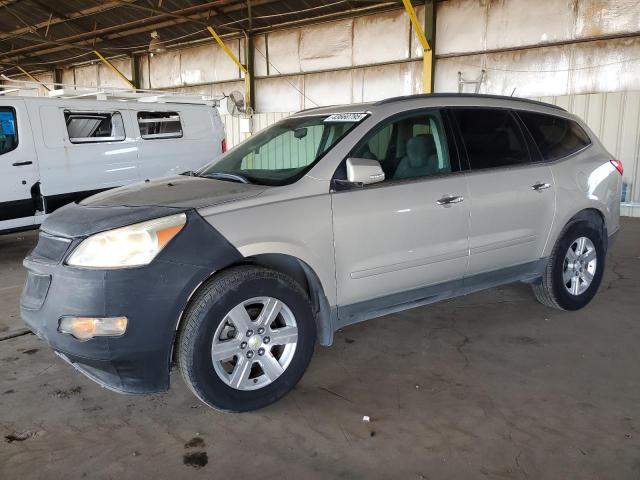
[401,0,433,94]
[93,50,136,89]
[206,26,251,110]
[16,66,50,91]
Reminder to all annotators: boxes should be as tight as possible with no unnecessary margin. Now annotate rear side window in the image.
[64,111,125,143]
[0,107,18,155]
[137,111,183,139]
[519,111,591,161]
[452,108,529,170]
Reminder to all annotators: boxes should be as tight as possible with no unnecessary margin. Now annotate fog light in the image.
[59,316,128,340]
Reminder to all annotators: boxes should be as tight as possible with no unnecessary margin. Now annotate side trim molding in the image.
[336,258,548,330]
[470,234,537,255]
[350,249,469,279]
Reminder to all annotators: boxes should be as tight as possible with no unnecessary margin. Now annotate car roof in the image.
[374,93,565,111]
[291,93,565,117]
[291,103,376,116]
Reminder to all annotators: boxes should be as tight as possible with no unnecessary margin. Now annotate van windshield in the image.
[197,114,363,186]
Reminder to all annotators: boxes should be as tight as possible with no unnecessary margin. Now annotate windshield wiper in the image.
[199,172,252,184]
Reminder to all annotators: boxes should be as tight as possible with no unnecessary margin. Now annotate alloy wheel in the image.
[211,297,298,391]
[562,236,597,296]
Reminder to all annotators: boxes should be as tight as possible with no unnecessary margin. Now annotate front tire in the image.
[532,221,605,311]
[177,266,316,412]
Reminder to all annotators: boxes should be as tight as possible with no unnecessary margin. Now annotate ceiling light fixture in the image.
[148,31,166,54]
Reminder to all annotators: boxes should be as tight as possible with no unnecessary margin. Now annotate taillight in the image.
[610,159,623,175]
[221,138,227,153]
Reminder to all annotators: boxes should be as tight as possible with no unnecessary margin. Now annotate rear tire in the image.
[177,266,316,412]
[533,221,605,311]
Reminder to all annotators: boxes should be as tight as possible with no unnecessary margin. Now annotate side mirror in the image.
[346,158,385,185]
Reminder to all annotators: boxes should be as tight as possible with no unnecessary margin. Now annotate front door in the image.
[331,109,470,324]
[0,100,39,231]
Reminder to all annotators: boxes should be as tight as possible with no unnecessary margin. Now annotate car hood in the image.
[80,175,267,209]
[40,176,266,238]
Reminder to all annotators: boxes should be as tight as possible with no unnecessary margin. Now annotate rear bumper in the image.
[20,208,242,394]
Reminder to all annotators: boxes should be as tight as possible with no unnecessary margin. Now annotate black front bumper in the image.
[20,206,242,394]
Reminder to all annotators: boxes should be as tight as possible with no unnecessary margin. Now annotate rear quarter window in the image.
[518,111,591,161]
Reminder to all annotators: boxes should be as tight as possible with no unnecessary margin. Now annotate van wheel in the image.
[177,266,315,412]
[532,222,605,311]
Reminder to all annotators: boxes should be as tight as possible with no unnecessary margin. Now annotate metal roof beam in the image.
[0,0,271,62]
[0,0,396,68]
[0,1,138,42]
[110,0,224,28]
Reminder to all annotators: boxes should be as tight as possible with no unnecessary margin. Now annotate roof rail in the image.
[0,77,221,106]
[374,93,566,111]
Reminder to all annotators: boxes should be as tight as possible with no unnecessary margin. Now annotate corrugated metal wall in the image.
[155,7,427,113]
[221,111,292,147]
[128,0,640,107]
[33,1,640,110]
[435,0,640,97]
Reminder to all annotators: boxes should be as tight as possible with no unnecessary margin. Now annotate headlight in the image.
[66,213,186,268]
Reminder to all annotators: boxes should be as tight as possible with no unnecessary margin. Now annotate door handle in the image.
[531,182,551,191]
[437,195,464,206]
[12,161,33,166]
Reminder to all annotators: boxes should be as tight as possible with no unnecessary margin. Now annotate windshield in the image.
[198,114,363,186]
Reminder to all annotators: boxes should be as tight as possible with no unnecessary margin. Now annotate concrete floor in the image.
[1,219,639,479]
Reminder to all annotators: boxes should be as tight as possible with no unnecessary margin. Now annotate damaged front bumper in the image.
[20,205,241,394]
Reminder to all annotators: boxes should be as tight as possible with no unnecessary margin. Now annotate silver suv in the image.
[21,94,622,411]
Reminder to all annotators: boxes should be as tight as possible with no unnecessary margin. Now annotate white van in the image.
[0,94,226,234]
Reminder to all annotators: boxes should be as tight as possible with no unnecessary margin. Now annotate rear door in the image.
[450,107,555,276]
[0,99,39,231]
[331,109,470,321]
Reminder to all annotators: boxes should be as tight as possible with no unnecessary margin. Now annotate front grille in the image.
[29,232,72,264]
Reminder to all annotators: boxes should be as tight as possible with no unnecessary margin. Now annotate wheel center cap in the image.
[248,336,261,349]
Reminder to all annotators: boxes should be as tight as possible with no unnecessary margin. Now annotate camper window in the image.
[137,111,183,140]
[64,111,125,144]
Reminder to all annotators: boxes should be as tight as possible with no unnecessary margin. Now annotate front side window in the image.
[452,108,529,170]
[138,111,183,140]
[351,110,453,181]
[0,107,18,155]
[519,111,591,161]
[64,110,125,143]
[199,114,362,186]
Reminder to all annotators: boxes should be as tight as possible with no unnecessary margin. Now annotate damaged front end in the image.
[20,201,242,394]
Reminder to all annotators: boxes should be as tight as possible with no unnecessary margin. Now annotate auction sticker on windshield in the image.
[324,112,369,123]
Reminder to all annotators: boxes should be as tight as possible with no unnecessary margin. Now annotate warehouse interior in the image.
[1,1,639,478]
